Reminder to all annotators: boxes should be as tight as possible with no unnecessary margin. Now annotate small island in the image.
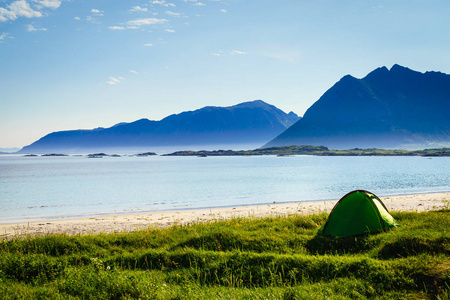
[164,145,450,157]
[135,152,157,157]
[86,153,122,158]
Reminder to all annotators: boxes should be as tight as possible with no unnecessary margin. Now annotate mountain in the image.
[19,100,300,153]
[0,148,20,154]
[265,65,450,149]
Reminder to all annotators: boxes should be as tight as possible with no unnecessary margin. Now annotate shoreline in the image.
[1,192,448,239]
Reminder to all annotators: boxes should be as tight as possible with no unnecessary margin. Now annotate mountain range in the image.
[17,64,450,153]
[19,100,299,153]
[265,64,450,149]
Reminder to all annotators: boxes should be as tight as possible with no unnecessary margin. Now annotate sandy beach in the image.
[1,192,448,239]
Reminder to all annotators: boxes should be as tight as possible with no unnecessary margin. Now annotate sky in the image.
[1,0,449,149]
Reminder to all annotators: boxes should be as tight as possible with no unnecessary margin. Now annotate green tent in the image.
[318,190,399,238]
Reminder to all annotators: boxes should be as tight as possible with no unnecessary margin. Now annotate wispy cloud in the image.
[108,26,126,30]
[165,10,181,17]
[152,1,175,8]
[129,6,148,13]
[32,0,61,10]
[144,43,153,47]
[86,8,104,23]
[106,76,125,85]
[220,9,227,13]
[73,16,80,21]
[27,24,47,31]
[129,70,139,75]
[0,32,9,41]
[211,50,249,56]
[230,50,248,55]
[165,29,175,33]
[0,0,42,22]
[127,18,168,26]
[90,9,103,16]
[183,0,206,6]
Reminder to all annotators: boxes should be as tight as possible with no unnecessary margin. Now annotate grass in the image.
[0,210,449,299]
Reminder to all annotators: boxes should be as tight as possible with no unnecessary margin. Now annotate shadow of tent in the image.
[305,233,373,255]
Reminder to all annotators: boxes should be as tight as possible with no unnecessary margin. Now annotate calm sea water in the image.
[0,155,449,223]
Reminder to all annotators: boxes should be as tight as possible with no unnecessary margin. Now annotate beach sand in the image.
[1,192,448,239]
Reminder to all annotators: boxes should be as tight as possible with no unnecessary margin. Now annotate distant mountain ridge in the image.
[0,148,20,154]
[265,64,450,149]
[19,100,300,153]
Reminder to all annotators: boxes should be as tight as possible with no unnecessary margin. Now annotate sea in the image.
[1,154,449,223]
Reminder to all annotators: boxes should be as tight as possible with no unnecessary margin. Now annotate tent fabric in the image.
[318,190,399,238]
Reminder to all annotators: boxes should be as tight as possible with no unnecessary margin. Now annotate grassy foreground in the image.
[0,210,449,299]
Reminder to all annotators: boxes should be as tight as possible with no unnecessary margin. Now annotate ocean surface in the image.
[1,155,449,223]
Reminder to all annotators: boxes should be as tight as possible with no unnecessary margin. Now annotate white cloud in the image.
[33,0,61,10]
[182,0,205,6]
[220,9,227,13]
[86,9,104,23]
[129,70,139,74]
[27,24,47,31]
[211,50,248,57]
[165,10,180,17]
[230,50,248,55]
[129,6,148,13]
[127,18,167,26]
[0,0,42,22]
[107,76,125,85]
[0,32,8,40]
[0,9,12,22]
[108,26,126,30]
[144,43,153,47]
[152,1,175,7]
[165,29,175,33]
[73,16,80,20]
[10,0,42,18]
[90,9,103,16]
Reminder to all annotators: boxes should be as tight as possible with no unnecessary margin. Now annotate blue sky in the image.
[1,0,449,149]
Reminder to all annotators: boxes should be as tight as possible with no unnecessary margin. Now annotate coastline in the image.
[1,192,448,239]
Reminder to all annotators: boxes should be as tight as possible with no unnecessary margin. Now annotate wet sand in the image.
[1,192,448,239]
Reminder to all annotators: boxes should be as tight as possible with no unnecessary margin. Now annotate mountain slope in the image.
[20,100,299,153]
[265,65,450,149]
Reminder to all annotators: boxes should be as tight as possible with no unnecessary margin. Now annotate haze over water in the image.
[1,155,449,224]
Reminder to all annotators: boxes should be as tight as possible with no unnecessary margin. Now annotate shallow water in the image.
[0,155,449,223]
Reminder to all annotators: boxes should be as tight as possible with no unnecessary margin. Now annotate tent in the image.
[318,190,399,238]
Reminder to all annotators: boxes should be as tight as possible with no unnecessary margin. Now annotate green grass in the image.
[1,210,449,299]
